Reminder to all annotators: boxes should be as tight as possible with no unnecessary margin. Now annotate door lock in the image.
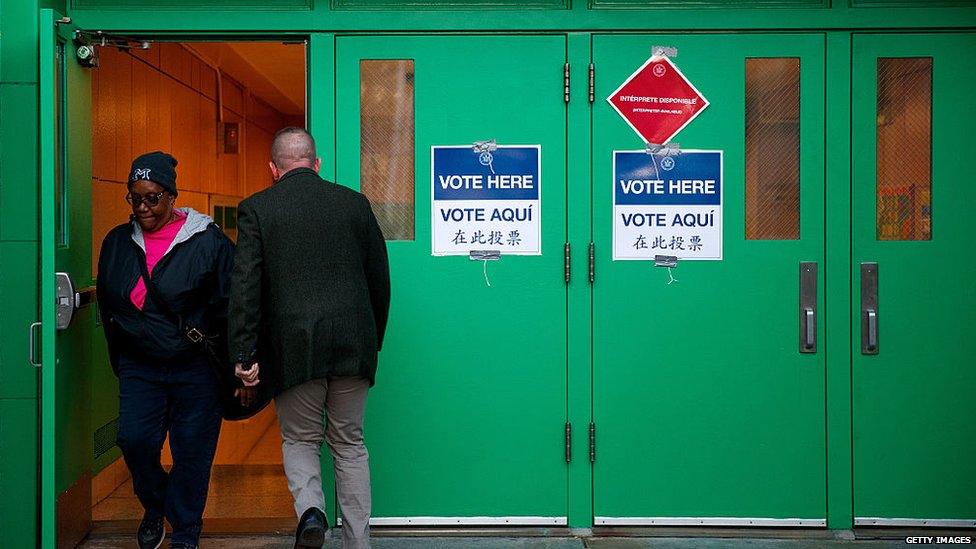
[56,272,79,330]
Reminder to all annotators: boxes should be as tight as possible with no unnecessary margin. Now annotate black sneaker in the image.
[136,515,165,549]
[294,507,328,549]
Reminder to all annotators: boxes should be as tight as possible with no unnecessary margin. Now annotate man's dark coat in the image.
[227,167,391,392]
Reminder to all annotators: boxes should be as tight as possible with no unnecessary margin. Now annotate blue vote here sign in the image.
[613,150,723,260]
[432,145,541,256]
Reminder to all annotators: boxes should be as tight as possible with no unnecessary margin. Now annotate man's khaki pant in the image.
[276,376,371,549]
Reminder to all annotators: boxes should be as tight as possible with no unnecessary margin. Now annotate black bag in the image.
[137,257,271,420]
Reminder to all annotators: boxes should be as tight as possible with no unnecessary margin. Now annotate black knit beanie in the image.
[128,151,178,196]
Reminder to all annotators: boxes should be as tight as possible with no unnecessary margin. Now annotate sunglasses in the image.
[125,191,168,208]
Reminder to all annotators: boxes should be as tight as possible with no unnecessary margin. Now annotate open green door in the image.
[592,34,827,525]
[39,10,96,548]
[335,35,569,524]
[852,33,976,528]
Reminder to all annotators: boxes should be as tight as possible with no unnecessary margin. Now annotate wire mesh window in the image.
[745,58,800,240]
[360,60,415,241]
[877,58,932,241]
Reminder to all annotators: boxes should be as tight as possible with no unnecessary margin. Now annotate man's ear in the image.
[313,158,322,174]
[269,161,281,181]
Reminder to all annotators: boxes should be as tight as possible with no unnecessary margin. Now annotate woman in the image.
[96,151,234,549]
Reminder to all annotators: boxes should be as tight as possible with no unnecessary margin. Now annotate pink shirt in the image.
[130,211,188,310]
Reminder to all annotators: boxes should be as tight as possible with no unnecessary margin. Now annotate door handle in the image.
[861,262,879,355]
[803,307,815,351]
[866,309,878,351]
[799,262,817,353]
[29,322,41,368]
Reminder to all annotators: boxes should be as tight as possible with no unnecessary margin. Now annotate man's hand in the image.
[234,362,261,387]
[234,387,257,407]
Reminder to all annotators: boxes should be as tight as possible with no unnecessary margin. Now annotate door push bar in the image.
[861,263,879,355]
[799,262,817,353]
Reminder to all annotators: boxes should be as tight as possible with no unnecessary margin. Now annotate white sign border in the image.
[605,55,711,146]
[611,148,724,262]
[430,144,543,257]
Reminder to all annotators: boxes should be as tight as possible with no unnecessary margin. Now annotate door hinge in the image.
[588,63,595,104]
[588,242,595,284]
[563,63,571,104]
[565,422,572,463]
[564,242,571,284]
[588,422,596,463]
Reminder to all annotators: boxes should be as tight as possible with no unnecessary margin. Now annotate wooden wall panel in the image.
[245,121,274,197]
[114,50,132,183]
[221,75,245,117]
[199,94,218,195]
[130,60,149,161]
[91,42,294,270]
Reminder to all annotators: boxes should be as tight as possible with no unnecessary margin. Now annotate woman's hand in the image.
[234,362,260,386]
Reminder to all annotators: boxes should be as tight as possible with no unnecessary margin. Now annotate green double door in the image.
[335,35,570,524]
[851,33,976,527]
[591,34,827,525]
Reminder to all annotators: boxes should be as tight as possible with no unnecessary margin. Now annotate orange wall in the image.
[92,44,297,272]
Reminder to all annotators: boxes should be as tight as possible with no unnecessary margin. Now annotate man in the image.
[228,127,390,549]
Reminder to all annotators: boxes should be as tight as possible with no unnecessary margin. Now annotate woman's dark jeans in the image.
[116,353,222,545]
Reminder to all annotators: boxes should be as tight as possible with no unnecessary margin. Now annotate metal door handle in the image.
[803,307,815,351]
[860,262,879,355]
[799,262,817,353]
[28,322,41,368]
[866,309,877,351]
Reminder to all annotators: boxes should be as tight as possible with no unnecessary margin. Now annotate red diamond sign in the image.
[607,55,709,145]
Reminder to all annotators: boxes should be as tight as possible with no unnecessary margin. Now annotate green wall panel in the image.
[333,0,567,10]
[591,0,825,8]
[0,0,39,83]
[0,399,39,548]
[0,242,39,399]
[72,0,311,8]
[0,84,40,241]
[852,0,975,5]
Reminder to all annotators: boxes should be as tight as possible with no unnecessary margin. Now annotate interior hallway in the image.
[92,405,295,532]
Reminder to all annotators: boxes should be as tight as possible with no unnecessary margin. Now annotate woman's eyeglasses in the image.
[125,191,167,208]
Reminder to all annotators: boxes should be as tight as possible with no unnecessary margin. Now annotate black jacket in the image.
[228,168,391,391]
[96,209,236,372]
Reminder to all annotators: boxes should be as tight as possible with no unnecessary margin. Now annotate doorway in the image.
[85,39,307,535]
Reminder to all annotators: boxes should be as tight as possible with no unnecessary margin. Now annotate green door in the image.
[39,10,96,548]
[592,34,827,525]
[335,35,569,524]
[852,33,976,528]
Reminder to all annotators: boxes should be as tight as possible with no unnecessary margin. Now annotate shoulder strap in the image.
[137,256,184,330]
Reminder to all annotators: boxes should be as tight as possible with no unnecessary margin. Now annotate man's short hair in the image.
[271,127,317,168]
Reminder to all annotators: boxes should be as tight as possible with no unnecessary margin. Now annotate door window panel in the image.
[360,60,415,241]
[745,57,800,240]
[876,57,932,241]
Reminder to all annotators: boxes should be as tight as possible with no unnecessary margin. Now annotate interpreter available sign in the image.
[612,150,723,261]
[607,55,709,145]
[431,145,541,256]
